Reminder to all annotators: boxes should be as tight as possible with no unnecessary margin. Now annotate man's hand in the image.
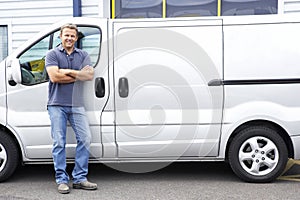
[66,65,94,81]
[78,65,94,81]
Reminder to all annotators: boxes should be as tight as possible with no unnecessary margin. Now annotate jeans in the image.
[47,106,91,184]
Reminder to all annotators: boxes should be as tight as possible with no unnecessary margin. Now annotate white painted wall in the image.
[284,0,300,14]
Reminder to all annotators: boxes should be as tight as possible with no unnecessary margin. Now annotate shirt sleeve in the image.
[45,50,58,68]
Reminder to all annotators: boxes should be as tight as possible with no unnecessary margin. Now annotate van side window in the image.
[52,31,61,49]
[115,0,163,18]
[77,26,101,66]
[19,35,50,85]
[167,0,217,17]
[18,26,101,86]
[222,0,278,16]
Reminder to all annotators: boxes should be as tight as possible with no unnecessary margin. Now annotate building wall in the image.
[284,0,300,14]
[0,0,103,54]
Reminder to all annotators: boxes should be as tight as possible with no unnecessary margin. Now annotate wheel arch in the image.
[0,124,23,164]
[225,120,294,161]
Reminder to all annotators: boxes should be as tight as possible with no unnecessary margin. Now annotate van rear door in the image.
[113,18,223,159]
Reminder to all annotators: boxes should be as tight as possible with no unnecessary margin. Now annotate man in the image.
[45,23,97,194]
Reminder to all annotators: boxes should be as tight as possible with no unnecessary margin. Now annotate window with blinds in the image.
[0,26,8,61]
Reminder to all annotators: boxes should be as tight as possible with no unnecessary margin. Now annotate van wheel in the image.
[228,126,288,183]
[0,130,19,182]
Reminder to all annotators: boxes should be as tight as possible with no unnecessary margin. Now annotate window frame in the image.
[17,25,102,86]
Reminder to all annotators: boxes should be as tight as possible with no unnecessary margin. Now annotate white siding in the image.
[0,0,102,51]
[82,0,102,17]
[284,0,300,14]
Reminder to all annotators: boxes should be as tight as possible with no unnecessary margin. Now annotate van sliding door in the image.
[113,19,223,159]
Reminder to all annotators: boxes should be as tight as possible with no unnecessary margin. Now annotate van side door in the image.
[113,19,223,159]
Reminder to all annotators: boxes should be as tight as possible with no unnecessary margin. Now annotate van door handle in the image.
[208,79,223,86]
[95,77,105,98]
[118,77,129,98]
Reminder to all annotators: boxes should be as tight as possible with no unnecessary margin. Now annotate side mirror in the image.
[7,58,22,84]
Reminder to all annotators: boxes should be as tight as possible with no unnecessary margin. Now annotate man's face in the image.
[60,28,78,50]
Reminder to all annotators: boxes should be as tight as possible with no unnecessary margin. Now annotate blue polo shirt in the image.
[45,44,91,107]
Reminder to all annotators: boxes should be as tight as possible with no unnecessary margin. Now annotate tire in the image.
[0,130,20,182]
[228,126,288,183]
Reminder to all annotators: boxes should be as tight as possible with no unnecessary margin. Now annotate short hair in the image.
[60,23,78,36]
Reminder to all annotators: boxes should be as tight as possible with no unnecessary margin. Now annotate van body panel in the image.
[291,136,300,159]
[223,18,300,80]
[220,84,300,159]
[219,16,300,159]
[0,60,7,126]
[112,19,223,158]
[223,85,300,136]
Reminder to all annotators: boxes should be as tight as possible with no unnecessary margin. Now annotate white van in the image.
[1,14,300,183]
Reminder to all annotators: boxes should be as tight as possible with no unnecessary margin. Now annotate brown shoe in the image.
[58,183,70,194]
[73,180,97,190]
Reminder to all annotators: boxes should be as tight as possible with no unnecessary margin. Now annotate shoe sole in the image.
[73,185,97,190]
[58,189,70,194]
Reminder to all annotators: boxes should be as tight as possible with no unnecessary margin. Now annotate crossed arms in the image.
[46,65,94,83]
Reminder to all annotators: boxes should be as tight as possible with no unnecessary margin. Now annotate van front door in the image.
[6,18,108,160]
[113,19,223,159]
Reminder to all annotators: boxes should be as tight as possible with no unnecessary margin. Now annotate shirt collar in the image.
[58,44,79,53]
